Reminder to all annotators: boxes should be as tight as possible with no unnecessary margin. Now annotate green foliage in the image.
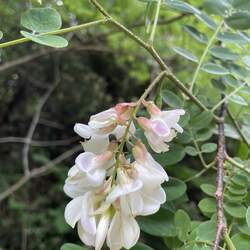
[60,243,86,250]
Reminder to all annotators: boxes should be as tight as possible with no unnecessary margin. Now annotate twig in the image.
[21,63,60,176]
[225,154,250,175]
[213,100,227,250]
[0,137,78,146]
[149,0,162,44]
[0,145,82,202]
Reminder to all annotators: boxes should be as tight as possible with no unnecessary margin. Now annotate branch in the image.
[21,65,59,176]
[0,145,82,202]
[0,137,78,146]
[213,100,227,250]
[89,0,220,122]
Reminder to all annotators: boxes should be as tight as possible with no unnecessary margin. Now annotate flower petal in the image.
[75,152,95,172]
[77,222,95,246]
[83,135,109,154]
[74,123,92,138]
[64,196,84,228]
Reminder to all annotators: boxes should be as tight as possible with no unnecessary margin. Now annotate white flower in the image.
[64,144,115,198]
[107,211,140,250]
[132,141,169,189]
[137,101,185,153]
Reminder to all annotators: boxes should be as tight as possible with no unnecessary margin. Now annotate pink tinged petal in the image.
[112,125,126,140]
[64,196,84,228]
[161,109,185,129]
[150,119,170,137]
[83,135,109,154]
[75,152,96,172]
[121,214,140,249]
[89,108,117,129]
[74,123,92,138]
[144,131,169,153]
[80,192,97,235]
[77,222,95,247]
[95,211,111,250]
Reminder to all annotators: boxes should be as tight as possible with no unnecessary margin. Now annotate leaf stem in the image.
[225,154,250,175]
[189,20,224,93]
[224,231,236,250]
[0,18,110,49]
[149,0,162,44]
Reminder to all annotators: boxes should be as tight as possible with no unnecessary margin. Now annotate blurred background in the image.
[1,0,250,250]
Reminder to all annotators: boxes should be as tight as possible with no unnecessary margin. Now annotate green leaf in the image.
[0,31,3,40]
[231,233,250,250]
[211,79,226,92]
[164,0,200,14]
[130,243,154,250]
[229,94,248,106]
[192,111,213,130]
[224,202,247,218]
[163,177,187,201]
[195,12,217,29]
[202,62,229,75]
[172,47,198,63]
[138,208,176,237]
[200,184,216,197]
[174,209,191,241]
[21,31,68,48]
[161,89,183,107]
[185,146,198,156]
[201,143,217,153]
[246,207,250,227]
[183,25,208,44]
[197,220,216,241]
[226,10,250,30]
[217,31,250,45]
[204,0,230,16]
[21,7,62,33]
[154,144,185,165]
[198,198,216,215]
[238,222,250,236]
[232,0,250,11]
[60,243,86,250]
[210,46,239,61]
[196,129,214,142]
[176,131,192,144]
[232,173,249,187]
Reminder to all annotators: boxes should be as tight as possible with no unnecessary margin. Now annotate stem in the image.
[211,83,246,112]
[225,154,250,175]
[224,231,236,250]
[149,0,162,44]
[189,20,224,92]
[114,71,166,174]
[0,19,109,49]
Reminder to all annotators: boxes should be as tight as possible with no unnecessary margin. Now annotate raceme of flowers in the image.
[64,101,185,250]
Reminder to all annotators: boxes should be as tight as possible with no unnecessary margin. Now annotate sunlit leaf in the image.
[172,47,198,63]
[226,10,250,30]
[202,62,230,75]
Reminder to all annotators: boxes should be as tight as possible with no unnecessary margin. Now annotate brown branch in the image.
[213,100,227,250]
[0,145,82,202]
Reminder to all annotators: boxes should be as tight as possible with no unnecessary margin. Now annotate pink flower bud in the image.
[143,100,161,116]
[115,102,136,125]
[132,141,147,163]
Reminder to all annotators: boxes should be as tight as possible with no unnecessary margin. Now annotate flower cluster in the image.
[64,101,185,250]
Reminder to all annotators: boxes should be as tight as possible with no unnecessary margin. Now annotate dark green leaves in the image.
[201,143,217,153]
[204,0,230,16]
[226,11,250,30]
[210,46,239,61]
[224,203,247,218]
[138,208,176,237]
[200,184,216,197]
[164,0,200,14]
[162,89,183,107]
[164,177,187,201]
[130,243,154,250]
[20,7,68,48]
[246,207,250,227]
[191,111,213,130]
[198,198,216,215]
[202,63,229,75]
[183,25,208,44]
[21,8,62,33]
[60,243,86,250]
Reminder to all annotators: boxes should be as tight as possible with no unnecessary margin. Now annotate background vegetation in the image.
[0,0,250,249]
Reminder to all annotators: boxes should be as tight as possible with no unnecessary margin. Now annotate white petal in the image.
[121,214,140,249]
[75,152,95,172]
[74,123,92,138]
[107,212,122,250]
[77,222,95,246]
[112,125,126,139]
[144,131,169,153]
[106,179,143,203]
[80,192,97,235]
[83,135,109,154]
[63,182,86,198]
[64,196,84,228]
[95,212,111,250]
[89,109,117,129]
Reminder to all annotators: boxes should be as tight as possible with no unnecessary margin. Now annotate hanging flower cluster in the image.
[64,101,185,250]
